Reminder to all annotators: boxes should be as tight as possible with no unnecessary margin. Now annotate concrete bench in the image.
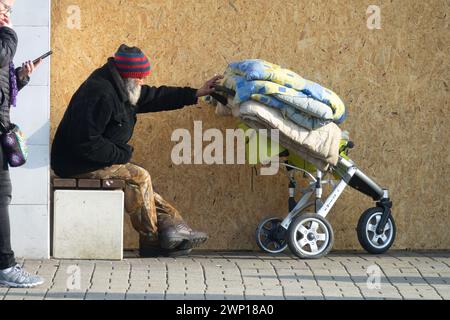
[52,178,126,260]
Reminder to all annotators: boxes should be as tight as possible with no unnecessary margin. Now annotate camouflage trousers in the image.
[74,163,185,239]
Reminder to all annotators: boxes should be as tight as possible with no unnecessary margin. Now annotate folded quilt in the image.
[225,59,347,124]
[251,94,330,130]
[238,100,342,168]
[272,94,334,120]
[223,74,302,104]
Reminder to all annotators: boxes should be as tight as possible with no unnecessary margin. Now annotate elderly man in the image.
[51,44,221,257]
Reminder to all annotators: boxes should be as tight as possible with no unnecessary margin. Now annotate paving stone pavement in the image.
[1,251,449,300]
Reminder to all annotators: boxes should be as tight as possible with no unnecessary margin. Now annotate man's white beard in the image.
[125,79,142,106]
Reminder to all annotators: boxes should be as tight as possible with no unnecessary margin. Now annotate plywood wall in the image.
[51,0,450,250]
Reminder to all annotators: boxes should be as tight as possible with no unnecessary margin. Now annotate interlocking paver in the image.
[1,251,448,300]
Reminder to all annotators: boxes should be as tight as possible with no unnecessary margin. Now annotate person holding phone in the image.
[0,0,44,288]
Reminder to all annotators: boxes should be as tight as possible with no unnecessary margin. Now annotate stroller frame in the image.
[280,157,392,232]
[256,155,396,259]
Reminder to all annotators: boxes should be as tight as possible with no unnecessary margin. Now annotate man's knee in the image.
[127,163,152,185]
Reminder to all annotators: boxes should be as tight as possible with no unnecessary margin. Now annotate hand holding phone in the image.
[17,51,52,80]
[33,50,53,65]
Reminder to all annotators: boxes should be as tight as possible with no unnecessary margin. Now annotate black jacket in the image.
[51,58,198,178]
[0,26,30,128]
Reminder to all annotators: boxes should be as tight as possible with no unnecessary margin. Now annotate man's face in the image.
[134,78,145,86]
[125,78,145,106]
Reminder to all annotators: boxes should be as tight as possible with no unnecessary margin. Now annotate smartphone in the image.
[32,50,53,65]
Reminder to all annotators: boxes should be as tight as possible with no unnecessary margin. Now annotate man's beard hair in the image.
[125,78,142,106]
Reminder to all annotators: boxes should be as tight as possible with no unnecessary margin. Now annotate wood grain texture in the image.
[51,0,450,250]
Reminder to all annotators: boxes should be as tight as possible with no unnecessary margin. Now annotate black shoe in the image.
[139,246,192,258]
[139,234,193,258]
[159,224,208,250]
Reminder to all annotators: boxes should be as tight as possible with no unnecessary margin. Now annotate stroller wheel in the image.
[255,217,288,254]
[357,208,396,254]
[287,214,334,259]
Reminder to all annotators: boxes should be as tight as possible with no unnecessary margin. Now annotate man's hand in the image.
[196,75,224,97]
[18,60,41,81]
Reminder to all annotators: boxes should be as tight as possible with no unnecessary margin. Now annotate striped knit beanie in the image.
[113,44,151,79]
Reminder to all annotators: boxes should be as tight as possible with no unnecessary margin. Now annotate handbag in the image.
[0,121,28,167]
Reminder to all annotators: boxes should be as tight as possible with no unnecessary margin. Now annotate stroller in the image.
[254,143,396,259]
[211,88,396,260]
